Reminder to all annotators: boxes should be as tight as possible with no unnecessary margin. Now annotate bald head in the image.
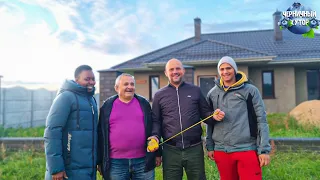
[165,58,183,71]
[164,58,185,87]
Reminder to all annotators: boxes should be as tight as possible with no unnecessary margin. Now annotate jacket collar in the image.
[106,94,141,104]
[215,71,248,92]
[167,81,185,88]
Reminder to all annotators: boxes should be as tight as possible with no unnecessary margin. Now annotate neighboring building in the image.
[98,11,320,113]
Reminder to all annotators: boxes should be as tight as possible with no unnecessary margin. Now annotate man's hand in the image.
[213,109,225,121]
[207,151,214,161]
[147,136,159,152]
[97,165,102,176]
[155,156,162,167]
[52,171,68,180]
[258,154,270,167]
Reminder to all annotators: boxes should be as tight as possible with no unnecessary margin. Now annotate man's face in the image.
[75,70,96,92]
[115,76,135,100]
[165,60,185,85]
[219,63,236,83]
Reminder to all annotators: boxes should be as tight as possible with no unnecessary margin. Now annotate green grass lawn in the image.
[1,113,320,179]
[267,113,320,137]
[1,113,320,138]
[1,150,319,180]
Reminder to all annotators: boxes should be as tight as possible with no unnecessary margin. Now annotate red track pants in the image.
[214,150,262,180]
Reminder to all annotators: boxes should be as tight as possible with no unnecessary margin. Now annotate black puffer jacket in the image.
[151,82,214,149]
[97,94,161,180]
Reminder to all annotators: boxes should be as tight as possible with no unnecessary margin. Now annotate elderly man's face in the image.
[115,76,135,100]
[75,70,96,92]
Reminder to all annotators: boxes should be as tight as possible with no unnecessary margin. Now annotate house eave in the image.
[144,56,275,67]
[97,69,120,73]
[98,67,153,72]
[268,58,320,64]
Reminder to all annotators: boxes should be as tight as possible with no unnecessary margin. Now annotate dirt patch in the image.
[289,100,320,128]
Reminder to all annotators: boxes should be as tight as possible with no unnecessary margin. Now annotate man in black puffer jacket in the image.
[44,65,98,180]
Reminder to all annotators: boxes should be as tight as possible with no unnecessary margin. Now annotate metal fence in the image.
[0,87,99,128]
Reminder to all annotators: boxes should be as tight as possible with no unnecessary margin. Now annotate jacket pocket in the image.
[69,131,93,169]
[212,123,224,144]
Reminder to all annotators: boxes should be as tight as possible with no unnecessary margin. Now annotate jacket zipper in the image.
[88,98,95,176]
[176,88,185,149]
[216,94,219,109]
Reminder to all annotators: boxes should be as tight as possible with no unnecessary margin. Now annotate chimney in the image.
[194,17,201,42]
[273,10,282,41]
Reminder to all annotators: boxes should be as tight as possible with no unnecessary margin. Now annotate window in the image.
[198,76,216,97]
[262,71,275,99]
[307,69,320,100]
[149,76,160,101]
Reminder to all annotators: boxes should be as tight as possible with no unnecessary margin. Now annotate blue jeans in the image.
[108,157,155,180]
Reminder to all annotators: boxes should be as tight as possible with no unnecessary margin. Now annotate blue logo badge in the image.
[278,2,319,38]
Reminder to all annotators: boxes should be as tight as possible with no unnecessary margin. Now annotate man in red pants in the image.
[206,56,271,180]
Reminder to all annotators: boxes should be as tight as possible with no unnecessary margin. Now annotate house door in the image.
[307,69,320,100]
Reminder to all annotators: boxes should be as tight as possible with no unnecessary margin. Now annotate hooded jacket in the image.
[44,80,98,180]
[206,72,271,154]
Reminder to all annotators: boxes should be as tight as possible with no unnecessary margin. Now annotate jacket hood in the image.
[215,71,248,91]
[58,79,95,96]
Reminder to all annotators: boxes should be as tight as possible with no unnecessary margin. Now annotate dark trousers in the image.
[162,143,206,180]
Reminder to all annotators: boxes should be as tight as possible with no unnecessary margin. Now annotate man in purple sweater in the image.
[97,73,161,180]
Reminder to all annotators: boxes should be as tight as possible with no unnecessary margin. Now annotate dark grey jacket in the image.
[152,82,215,149]
[206,72,271,154]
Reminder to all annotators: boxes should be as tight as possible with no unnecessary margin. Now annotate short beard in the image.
[171,78,182,85]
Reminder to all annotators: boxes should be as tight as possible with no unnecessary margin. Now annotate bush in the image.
[0,126,45,137]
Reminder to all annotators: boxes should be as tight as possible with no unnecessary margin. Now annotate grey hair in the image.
[114,73,135,86]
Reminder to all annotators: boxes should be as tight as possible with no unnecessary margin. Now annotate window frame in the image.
[149,75,160,101]
[197,75,218,96]
[261,70,275,99]
[306,69,320,100]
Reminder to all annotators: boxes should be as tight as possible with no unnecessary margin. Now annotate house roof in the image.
[109,29,320,70]
[145,39,274,66]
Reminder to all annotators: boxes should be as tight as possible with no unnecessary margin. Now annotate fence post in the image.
[2,89,5,127]
[30,90,34,128]
[0,88,2,126]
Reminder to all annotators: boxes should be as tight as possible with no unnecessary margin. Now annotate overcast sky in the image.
[0,0,319,87]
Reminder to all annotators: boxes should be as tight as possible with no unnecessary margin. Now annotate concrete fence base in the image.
[270,138,320,153]
[1,137,320,153]
[0,137,45,151]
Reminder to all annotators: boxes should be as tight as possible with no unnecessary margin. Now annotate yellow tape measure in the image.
[147,111,219,150]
